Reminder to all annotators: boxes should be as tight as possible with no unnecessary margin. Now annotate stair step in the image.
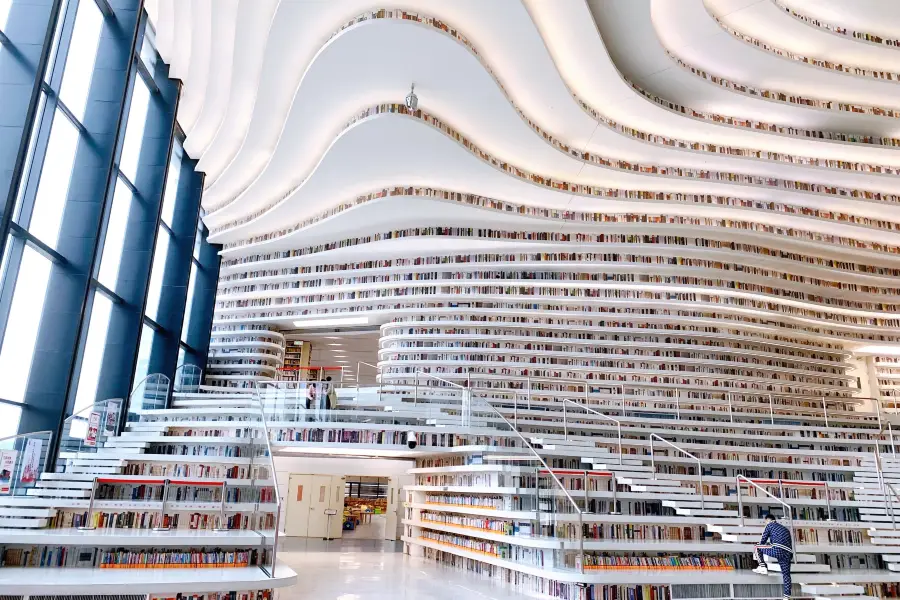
[707,524,761,534]
[618,478,686,487]
[630,485,694,494]
[801,584,865,595]
[42,473,106,481]
[66,467,123,475]
[767,562,831,573]
[0,507,56,517]
[0,517,49,528]
[26,488,91,498]
[673,508,740,517]
[595,463,653,472]
[870,537,900,545]
[813,596,876,600]
[882,554,900,562]
[36,480,94,489]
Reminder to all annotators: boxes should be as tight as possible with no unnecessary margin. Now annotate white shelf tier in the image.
[42,474,274,487]
[59,452,255,465]
[0,563,296,595]
[404,519,563,549]
[406,503,878,529]
[0,528,276,546]
[408,465,536,474]
[408,503,538,520]
[0,498,277,512]
[407,519,884,554]
[405,537,900,585]
[112,436,259,445]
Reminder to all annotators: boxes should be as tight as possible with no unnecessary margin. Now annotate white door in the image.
[328,477,345,539]
[384,477,400,541]
[306,475,333,538]
[285,474,312,536]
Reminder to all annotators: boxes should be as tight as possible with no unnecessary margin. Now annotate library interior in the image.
[3,0,900,599]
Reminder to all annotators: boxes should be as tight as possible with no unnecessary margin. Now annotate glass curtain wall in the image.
[0,0,220,444]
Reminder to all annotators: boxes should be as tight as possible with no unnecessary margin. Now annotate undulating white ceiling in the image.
[148,0,900,399]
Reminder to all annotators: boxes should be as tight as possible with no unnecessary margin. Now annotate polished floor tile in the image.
[277,539,532,599]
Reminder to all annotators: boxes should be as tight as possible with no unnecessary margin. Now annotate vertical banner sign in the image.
[104,400,121,436]
[85,412,102,447]
[0,451,18,494]
[19,439,42,485]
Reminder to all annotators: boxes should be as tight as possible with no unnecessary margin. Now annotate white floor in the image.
[341,513,387,540]
[277,539,531,599]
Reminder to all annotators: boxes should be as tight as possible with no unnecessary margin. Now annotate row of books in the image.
[384,313,847,351]
[150,591,273,600]
[211,101,900,243]
[52,510,275,531]
[668,51,900,118]
[218,282,897,324]
[146,444,253,457]
[123,464,260,479]
[0,546,264,569]
[716,16,900,82]
[423,547,671,600]
[221,250,900,282]
[574,555,733,570]
[221,223,895,271]
[220,268,899,307]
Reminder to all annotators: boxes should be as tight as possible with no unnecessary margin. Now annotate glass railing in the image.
[0,430,54,496]
[56,399,119,472]
[173,364,203,394]
[258,379,456,426]
[247,386,284,578]
[127,373,171,419]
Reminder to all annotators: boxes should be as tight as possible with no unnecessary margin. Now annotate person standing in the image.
[753,513,793,600]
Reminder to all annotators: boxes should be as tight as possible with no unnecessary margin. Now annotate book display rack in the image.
[207,327,285,389]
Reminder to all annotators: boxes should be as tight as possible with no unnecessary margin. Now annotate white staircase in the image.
[0,387,259,529]
[764,552,831,573]
[800,583,876,600]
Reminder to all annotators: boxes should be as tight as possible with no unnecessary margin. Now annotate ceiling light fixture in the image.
[292,316,369,328]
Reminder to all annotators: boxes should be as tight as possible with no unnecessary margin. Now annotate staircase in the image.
[799,583,877,600]
[0,387,260,529]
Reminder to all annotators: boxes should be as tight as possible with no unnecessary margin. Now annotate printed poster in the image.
[19,438,42,485]
[84,411,102,447]
[104,400,121,436]
[0,450,17,494]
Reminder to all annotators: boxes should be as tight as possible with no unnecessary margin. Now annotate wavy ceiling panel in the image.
[153,0,900,398]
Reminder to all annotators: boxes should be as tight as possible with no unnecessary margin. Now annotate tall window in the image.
[0,246,52,403]
[58,0,103,121]
[25,109,79,248]
[119,76,151,183]
[0,0,11,32]
[73,292,113,412]
[97,179,134,292]
[132,323,155,387]
[144,226,170,321]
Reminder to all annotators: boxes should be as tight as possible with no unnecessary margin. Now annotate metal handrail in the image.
[563,399,623,465]
[736,475,796,563]
[0,430,54,446]
[649,433,704,509]
[871,447,899,530]
[470,395,586,573]
[173,364,203,393]
[357,361,382,402]
[250,384,281,579]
